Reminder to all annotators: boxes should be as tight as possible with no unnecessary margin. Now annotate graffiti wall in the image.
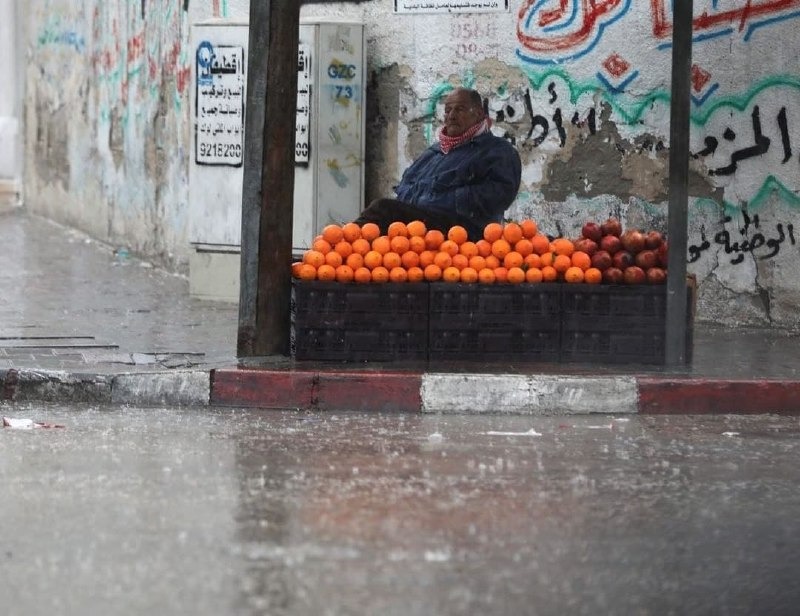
[20,1,800,326]
[306,0,800,327]
[22,0,247,271]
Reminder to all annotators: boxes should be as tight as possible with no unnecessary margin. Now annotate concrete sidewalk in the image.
[2,207,800,414]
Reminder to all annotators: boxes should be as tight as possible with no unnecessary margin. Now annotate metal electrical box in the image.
[188,19,366,302]
[293,19,366,250]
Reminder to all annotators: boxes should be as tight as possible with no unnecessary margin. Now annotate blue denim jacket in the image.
[393,132,521,239]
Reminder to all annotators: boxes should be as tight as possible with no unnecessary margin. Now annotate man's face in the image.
[443,90,483,137]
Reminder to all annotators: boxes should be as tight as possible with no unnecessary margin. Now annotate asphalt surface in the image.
[2,405,799,616]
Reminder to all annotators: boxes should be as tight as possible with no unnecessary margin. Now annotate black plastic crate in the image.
[292,280,429,361]
[560,284,690,364]
[428,283,562,360]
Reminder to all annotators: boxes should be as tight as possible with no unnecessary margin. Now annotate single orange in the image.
[502,222,523,245]
[298,263,317,280]
[523,253,542,270]
[408,236,426,254]
[353,266,372,284]
[371,235,391,255]
[442,266,461,282]
[360,222,381,242]
[419,250,436,268]
[541,265,558,282]
[291,261,303,278]
[507,266,526,284]
[351,238,371,256]
[483,222,503,243]
[468,255,487,271]
[401,250,421,269]
[364,250,383,270]
[335,264,354,283]
[503,251,524,270]
[439,239,459,257]
[553,254,572,273]
[460,267,478,283]
[389,235,410,255]
[312,238,332,254]
[476,239,493,258]
[324,251,343,268]
[346,252,364,270]
[525,267,543,283]
[564,266,585,283]
[321,224,344,245]
[389,266,408,283]
[371,266,390,283]
[406,220,427,237]
[514,238,534,258]
[407,266,425,282]
[491,238,512,260]
[424,263,442,281]
[341,222,362,243]
[382,251,402,270]
[477,268,496,284]
[584,267,603,284]
[387,221,408,238]
[433,251,453,270]
[303,250,326,268]
[494,266,509,284]
[552,237,575,257]
[520,219,538,239]
[459,241,479,259]
[447,225,468,245]
[571,250,592,271]
[316,264,336,281]
[334,240,353,259]
[484,255,501,269]
[539,251,554,267]
[451,254,469,270]
[531,234,551,255]
[424,229,445,250]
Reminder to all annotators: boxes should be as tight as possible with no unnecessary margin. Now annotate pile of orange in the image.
[292,220,602,284]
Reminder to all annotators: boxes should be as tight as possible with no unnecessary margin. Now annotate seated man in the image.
[355,87,521,241]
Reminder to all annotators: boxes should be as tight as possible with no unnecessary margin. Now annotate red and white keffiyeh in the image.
[436,117,492,154]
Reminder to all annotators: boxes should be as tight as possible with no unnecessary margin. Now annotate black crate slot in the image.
[560,285,668,364]
[292,281,429,361]
[429,283,561,361]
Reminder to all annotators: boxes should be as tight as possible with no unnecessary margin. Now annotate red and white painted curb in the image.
[211,368,800,415]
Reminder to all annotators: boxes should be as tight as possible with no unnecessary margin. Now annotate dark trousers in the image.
[354,198,465,237]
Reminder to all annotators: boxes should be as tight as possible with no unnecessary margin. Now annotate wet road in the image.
[2,406,800,615]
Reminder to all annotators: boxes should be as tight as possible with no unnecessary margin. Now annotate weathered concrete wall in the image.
[20,0,241,272]
[21,1,800,328]
[0,0,19,186]
[309,2,800,329]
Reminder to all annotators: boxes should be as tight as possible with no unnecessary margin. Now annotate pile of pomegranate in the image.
[575,217,668,285]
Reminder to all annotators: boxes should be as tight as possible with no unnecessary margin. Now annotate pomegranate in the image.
[657,241,668,268]
[612,250,635,270]
[646,267,667,284]
[645,230,663,250]
[573,237,598,256]
[635,249,659,270]
[602,267,624,284]
[599,234,623,255]
[600,217,623,237]
[591,250,613,271]
[623,266,646,285]
[581,221,603,243]
[620,229,646,254]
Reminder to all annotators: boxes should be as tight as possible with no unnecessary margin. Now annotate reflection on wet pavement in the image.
[2,406,800,615]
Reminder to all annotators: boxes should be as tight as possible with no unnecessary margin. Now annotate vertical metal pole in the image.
[238,0,300,357]
[665,0,693,365]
